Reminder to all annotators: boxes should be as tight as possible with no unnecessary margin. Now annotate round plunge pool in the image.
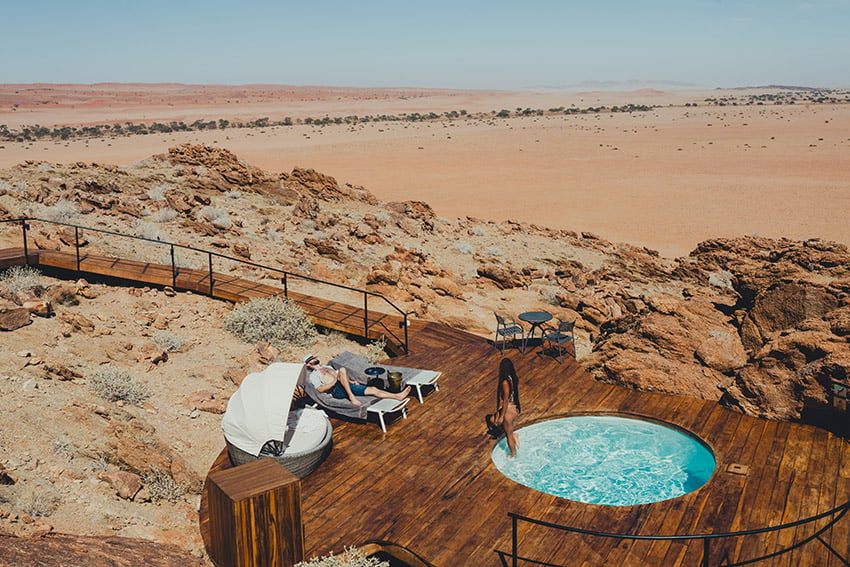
[491,415,716,506]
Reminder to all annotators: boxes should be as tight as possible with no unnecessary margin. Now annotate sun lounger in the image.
[329,351,442,403]
[367,397,410,432]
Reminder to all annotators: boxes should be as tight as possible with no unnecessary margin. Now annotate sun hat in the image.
[303,354,318,364]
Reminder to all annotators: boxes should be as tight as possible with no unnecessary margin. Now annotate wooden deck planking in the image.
[283,326,850,566]
[793,427,838,566]
[0,247,30,269]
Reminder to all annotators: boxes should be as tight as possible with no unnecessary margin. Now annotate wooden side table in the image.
[206,458,304,567]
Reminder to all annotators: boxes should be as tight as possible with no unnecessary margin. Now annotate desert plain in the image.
[1,83,848,258]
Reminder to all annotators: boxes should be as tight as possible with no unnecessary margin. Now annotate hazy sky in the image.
[3,0,848,89]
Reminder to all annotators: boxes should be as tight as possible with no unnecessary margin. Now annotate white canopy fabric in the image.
[221,362,306,457]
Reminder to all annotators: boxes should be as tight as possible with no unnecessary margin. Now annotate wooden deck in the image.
[1,248,407,353]
[201,322,849,566]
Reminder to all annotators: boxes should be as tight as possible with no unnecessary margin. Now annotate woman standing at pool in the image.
[487,358,521,457]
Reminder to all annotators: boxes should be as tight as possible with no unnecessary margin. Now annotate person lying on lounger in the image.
[304,354,410,407]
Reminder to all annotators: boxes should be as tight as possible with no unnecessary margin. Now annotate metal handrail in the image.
[501,498,850,567]
[0,217,409,352]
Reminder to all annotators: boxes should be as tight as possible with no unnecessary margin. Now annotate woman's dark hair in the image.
[497,357,520,413]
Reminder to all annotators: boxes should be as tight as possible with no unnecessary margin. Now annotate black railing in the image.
[1,217,409,353]
[498,498,850,567]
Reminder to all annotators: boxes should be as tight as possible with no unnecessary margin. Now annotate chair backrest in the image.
[494,312,508,326]
[559,319,576,333]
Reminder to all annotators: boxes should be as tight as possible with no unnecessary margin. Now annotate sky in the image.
[3,0,848,89]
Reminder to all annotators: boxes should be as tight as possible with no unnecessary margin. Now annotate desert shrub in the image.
[361,338,387,363]
[152,330,189,353]
[226,190,242,199]
[134,219,166,242]
[484,245,504,257]
[90,454,110,472]
[224,297,316,349]
[142,467,186,502]
[470,225,487,237]
[45,198,79,223]
[0,265,45,297]
[454,241,474,255]
[147,183,171,200]
[148,207,178,223]
[52,438,74,462]
[197,206,232,229]
[18,488,61,517]
[540,286,562,306]
[87,365,151,405]
[296,547,388,567]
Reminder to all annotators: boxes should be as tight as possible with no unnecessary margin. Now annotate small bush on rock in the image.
[153,330,189,353]
[454,241,474,255]
[224,297,316,349]
[148,207,178,223]
[87,365,151,405]
[0,265,45,297]
[296,547,388,567]
[361,338,387,363]
[142,467,186,502]
[197,206,232,229]
[46,199,79,223]
[18,488,61,518]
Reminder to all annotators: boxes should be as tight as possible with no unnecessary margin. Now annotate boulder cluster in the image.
[586,236,850,426]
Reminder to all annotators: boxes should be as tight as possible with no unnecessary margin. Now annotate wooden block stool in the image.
[206,457,304,567]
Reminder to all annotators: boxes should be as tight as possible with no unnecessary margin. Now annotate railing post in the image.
[702,538,710,567]
[282,274,288,298]
[208,251,214,296]
[170,244,176,288]
[21,219,29,264]
[512,515,518,567]
[363,293,369,339]
[404,314,409,354]
[74,226,81,271]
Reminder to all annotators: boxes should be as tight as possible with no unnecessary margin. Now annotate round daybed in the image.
[226,406,333,478]
[221,362,333,479]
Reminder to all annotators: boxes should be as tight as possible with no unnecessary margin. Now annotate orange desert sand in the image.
[1,83,848,258]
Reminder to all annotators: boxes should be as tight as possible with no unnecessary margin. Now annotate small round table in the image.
[364,366,387,387]
[518,311,553,352]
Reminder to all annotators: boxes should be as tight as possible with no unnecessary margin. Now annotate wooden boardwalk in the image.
[201,322,850,566]
[0,248,407,353]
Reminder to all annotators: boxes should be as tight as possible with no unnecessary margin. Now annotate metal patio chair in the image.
[541,319,576,362]
[493,312,525,354]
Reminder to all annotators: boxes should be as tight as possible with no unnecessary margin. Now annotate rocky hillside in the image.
[1,144,847,428]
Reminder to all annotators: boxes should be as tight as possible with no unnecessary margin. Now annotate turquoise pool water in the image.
[491,415,715,506]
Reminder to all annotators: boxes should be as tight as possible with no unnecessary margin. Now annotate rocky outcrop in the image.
[0,301,31,331]
[0,534,205,567]
[586,236,850,424]
[157,144,271,191]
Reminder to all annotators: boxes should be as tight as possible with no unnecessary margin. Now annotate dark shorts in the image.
[331,382,368,399]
